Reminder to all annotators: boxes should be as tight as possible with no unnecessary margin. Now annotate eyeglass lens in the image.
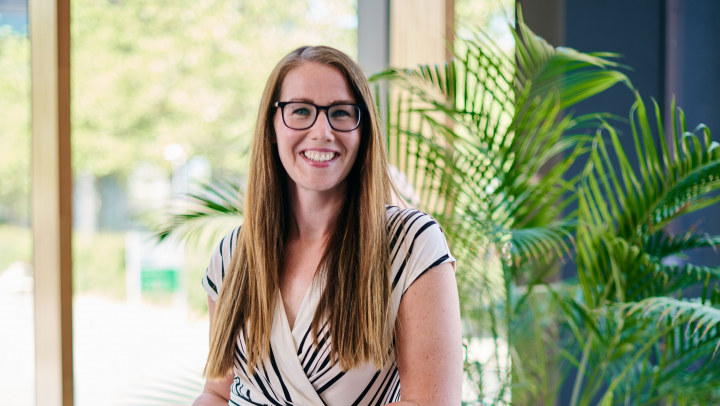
[282,102,360,131]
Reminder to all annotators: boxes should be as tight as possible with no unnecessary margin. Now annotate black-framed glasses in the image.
[274,101,365,132]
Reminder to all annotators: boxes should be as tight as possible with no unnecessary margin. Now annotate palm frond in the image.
[626,257,720,301]
[580,95,720,242]
[575,90,720,309]
[152,179,243,249]
[514,6,630,109]
[655,263,720,295]
[119,368,204,406]
[370,9,629,275]
[643,229,720,258]
[626,297,720,346]
[621,295,720,404]
[508,221,576,267]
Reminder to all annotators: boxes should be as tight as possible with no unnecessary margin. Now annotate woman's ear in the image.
[270,128,277,144]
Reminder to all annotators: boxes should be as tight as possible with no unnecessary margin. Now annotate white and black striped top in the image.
[202,206,456,406]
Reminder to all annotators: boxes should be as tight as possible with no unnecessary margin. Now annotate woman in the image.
[194,46,462,406]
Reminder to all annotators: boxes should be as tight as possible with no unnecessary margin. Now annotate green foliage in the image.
[0,28,30,221]
[566,90,720,405]
[71,0,357,180]
[73,231,128,299]
[0,225,125,299]
[0,225,32,271]
[153,179,243,250]
[1,0,357,321]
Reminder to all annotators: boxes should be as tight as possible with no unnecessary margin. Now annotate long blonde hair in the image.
[206,46,395,379]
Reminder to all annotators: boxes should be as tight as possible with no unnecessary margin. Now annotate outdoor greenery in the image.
[0,25,30,221]
[71,0,357,180]
[156,8,720,406]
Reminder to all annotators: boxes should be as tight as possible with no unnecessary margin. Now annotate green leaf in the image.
[152,179,243,249]
[626,297,720,350]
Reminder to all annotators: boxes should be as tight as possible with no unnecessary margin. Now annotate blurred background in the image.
[1,0,719,405]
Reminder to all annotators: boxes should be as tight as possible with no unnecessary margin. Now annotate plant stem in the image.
[570,332,594,406]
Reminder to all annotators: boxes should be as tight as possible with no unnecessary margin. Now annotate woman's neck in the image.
[286,180,347,243]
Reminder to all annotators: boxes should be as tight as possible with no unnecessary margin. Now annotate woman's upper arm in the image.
[395,262,462,406]
[193,295,233,405]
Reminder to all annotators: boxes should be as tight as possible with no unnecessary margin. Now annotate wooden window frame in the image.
[30,0,73,404]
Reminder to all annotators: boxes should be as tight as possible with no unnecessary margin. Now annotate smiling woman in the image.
[193,46,462,406]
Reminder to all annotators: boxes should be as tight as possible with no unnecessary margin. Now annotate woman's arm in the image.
[192,295,234,406]
[391,262,463,406]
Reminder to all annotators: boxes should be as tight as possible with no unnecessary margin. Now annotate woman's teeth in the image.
[303,151,336,162]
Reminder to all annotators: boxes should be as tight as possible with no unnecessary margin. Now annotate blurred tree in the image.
[0,26,30,222]
[0,0,357,223]
[72,0,357,178]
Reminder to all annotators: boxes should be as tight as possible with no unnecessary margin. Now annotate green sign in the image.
[140,267,178,293]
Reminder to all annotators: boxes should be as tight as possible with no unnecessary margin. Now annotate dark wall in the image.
[565,0,665,119]
[563,0,666,277]
[522,0,720,270]
[676,0,720,266]
[680,1,720,131]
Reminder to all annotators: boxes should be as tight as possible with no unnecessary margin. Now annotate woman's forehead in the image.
[280,62,356,104]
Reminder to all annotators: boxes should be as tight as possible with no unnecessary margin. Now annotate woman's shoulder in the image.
[202,225,242,301]
[215,225,243,261]
[385,205,439,232]
[385,205,455,295]
[384,204,424,220]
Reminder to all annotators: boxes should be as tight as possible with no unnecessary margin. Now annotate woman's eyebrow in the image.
[329,99,356,105]
[287,97,314,103]
[285,97,357,105]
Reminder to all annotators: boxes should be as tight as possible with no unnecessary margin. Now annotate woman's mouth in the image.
[302,151,338,162]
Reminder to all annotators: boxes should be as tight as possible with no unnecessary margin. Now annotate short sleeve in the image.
[202,226,241,302]
[387,207,456,295]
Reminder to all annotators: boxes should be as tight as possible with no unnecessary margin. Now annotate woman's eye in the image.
[292,108,310,116]
[331,109,351,117]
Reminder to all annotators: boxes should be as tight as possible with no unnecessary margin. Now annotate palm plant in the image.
[367,8,631,404]
[152,8,720,406]
[560,95,720,406]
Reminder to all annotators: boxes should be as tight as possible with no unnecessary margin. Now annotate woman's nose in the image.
[309,110,334,141]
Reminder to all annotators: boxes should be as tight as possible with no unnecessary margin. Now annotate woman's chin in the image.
[294,179,347,194]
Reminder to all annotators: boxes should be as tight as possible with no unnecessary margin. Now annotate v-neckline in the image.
[271,286,328,406]
[278,281,315,336]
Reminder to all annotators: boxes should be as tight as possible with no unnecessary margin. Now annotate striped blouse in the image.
[203,206,456,406]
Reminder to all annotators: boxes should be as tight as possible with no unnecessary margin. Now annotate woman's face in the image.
[273,62,361,194]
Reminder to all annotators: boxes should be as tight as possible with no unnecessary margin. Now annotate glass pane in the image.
[453,2,515,404]
[455,0,514,55]
[70,0,357,404]
[0,0,33,405]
